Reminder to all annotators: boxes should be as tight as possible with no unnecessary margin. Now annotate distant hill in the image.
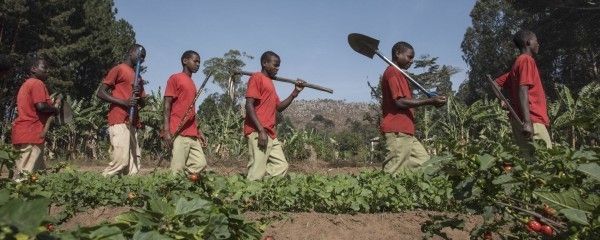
[282,99,378,132]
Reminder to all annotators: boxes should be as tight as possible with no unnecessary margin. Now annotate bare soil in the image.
[250,211,483,240]
[56,207,481,239]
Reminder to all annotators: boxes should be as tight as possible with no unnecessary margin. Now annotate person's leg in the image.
[186,137,208,173]
[265,138,289,177]
[532,123,552,149]
[102,124,130,176]
[246,132,271,181]
[510,119,535,160]
[170,135,191,174]
[382,133,414,174]
[408,138,430,167]
[127,127,141,175]
[14,144,42,179]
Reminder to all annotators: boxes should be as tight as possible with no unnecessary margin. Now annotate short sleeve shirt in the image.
[102,63,146,127]
[164,72,200,137]
[243,72,280,139]
[495,54,549,126]
[12,78,53,144]
[380,66,415,135]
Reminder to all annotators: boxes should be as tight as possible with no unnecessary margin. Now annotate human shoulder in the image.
[25,78,46,88]
[383,66,405,82]
[515,54,535,65]
[251,72,268,80]
[168,72,187,81]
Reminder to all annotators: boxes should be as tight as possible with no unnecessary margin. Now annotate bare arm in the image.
[246,97,268,148]
[96,83,130,107]
[162,96,173,142]
[276,89,300,112]
[245,98,265,133]
[395,96,447,110]
[276,80,305,112]
[519,85,533,138]
[34,102,59,114]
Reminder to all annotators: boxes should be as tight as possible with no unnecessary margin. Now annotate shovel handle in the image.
[233,70,333,94]
[486,74,523,125]
[374,52,436,98]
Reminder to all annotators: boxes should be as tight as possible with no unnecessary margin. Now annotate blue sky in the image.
[114,0,475,102]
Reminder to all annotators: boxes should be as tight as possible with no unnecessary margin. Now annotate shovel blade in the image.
[59,100,74,125]
[348,33,380,59]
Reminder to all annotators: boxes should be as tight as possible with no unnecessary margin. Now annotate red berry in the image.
[502,162,513,173]
[527,219,542,232]
[46,223,54,232]
[540,225,553,236]
[483,231,493,239]
[188,173,199,182]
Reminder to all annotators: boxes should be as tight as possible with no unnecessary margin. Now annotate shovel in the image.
[41,94,74,138]
[486,74,523,126]
[347,33,436,98]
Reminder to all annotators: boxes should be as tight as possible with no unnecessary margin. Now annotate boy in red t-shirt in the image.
[97,44,147,176]
[11,57,60,180]
[163,50,208,174]
[380,42,447,173]
[494,30,552,155]
[244,51,305,181]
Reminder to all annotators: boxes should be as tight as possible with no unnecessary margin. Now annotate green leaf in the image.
[576,163,600,181]
[89,225,126,239]
[132,230,173,240]
[174,198,210,216]
[534,189,600,213]
[477,154,495,171]
[482,206,494,223]
[492,174,514,185]
[0,198,50,235]
[148,198,173,216]
[0,189,10,205]
[559,208,589,225]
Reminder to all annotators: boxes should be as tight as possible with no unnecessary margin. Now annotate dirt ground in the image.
[57,206,482,239]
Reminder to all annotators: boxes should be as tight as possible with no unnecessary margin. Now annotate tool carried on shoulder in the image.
[231,70,333,94]
[485,74,523,125]
[347,33,437,98]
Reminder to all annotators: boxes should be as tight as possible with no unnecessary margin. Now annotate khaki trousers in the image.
[246,132,289,181]
[14,144,45,177]
[102,123,141,176]
[170,136,207,174]
[510,120,552,159]
[382,132,430,173]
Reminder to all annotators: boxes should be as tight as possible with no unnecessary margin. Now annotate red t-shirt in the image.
[164,72,200,137]
[243,72,281,139]
[495,54,549,126]
[380,66,415,135]
[12,78,53,144]
[102,63,145,127]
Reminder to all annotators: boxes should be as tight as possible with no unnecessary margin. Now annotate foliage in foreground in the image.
[420,145,600,239]
[0,188,261,240]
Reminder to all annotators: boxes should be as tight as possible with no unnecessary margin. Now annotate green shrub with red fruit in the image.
[420,145,600,239]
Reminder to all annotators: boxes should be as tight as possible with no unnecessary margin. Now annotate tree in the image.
[202,50,253,106]
[0,0,136,136]
[413,55,458,97]
[457,0,523,104]
[458,0,600,103]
